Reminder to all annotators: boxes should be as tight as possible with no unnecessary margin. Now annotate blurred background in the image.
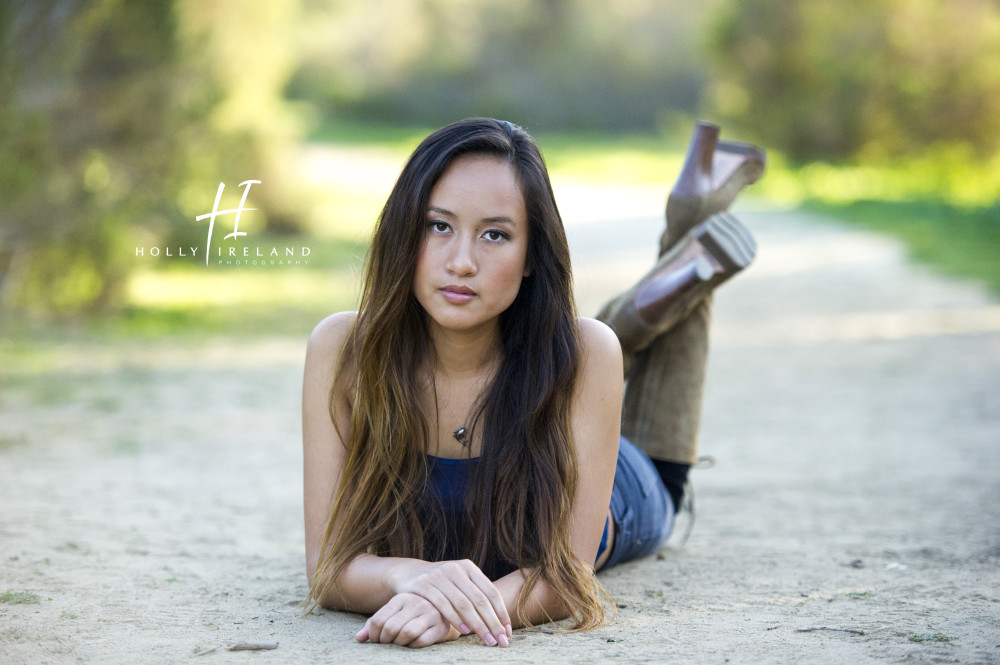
[4,5,1000,660]
[0,0,998,340]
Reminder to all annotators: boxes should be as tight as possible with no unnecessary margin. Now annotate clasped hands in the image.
[355,559,512,648]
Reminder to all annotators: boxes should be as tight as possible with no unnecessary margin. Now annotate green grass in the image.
[0,590,41,604]
[805,199,1000,295]
[0,434,29,450]
[1,234,366,342]
[909,632,956,644]
[537,131,683,183]
[843,590,873,599]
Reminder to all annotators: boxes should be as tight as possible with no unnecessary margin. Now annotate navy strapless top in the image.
[424,455,608,579]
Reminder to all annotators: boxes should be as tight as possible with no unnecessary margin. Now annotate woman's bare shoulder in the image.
[307,311,358,361]
[305,312,359,400]
[575,316,623,375]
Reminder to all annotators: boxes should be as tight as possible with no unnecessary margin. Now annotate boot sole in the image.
[633,212,756,329]
[697,212,757,274]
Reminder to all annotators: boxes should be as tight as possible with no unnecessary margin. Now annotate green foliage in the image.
[705,0,1000,162]
[171,0,306,235]
[0,1,306,318]
[1,1,180,314]
[10,0,998,324]
[288,0,711,132]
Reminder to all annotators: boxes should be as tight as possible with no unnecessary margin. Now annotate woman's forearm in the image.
[493,569,570,629]
[317,554,426,613]
[323,556,513,646]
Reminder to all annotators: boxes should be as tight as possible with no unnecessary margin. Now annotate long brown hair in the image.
[307,118,609,629]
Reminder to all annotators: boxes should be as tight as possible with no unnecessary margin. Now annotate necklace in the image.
[434,358,498,446]
[437,387,470,445]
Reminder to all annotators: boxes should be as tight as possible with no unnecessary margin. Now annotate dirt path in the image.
[2,199,998,664]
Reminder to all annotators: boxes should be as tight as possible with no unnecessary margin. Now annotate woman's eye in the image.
[429,221,450,233]
[483,229,508,242]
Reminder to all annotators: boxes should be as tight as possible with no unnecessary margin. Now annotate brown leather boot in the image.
[596,211,756,358]
[621,297,711,465]
[661,121,766,255]
[598,124,765,482]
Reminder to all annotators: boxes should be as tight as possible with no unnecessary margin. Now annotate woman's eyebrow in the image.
[427,206,455,217]
[483,216,517,226]
[427,206,518,227]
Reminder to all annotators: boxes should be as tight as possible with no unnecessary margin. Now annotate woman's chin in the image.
[427,311,499,335]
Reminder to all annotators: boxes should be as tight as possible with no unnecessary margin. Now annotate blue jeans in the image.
[599,436,675,571]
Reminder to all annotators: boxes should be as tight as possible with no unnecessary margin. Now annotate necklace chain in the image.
[434,357,498,446]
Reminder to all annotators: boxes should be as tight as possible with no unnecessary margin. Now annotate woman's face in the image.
[414,154,530,338]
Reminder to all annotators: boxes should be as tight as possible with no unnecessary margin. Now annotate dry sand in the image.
[2,200,999,664]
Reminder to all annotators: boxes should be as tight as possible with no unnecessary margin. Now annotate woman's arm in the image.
[493,317,624,626]
[302,312,511,646]
[302,311,356,588]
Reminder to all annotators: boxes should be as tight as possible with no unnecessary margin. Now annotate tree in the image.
[705,0,1000,162]
[0,0,304,318]
[0,1,183,315]
[288,0,712,132]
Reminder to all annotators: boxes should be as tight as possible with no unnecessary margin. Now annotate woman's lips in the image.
[440,285,476,304]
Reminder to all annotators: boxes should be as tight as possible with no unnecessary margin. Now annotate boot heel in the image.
[699,212,757,273]
[636,213,756,328]
[662,122,766,254]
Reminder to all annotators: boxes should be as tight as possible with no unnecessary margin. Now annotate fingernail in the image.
[484,633,497,646]
[505,623,512,637]
[460,623,470,634]
[497,632,509,647]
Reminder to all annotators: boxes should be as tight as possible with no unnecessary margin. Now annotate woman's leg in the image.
[599,436,675,571]
[620,298,711,468]
[597,123,764,532]
[596,212,755,467]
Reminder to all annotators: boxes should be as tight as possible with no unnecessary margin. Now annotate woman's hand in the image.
[356,593,459,648]
[390,559,512,647]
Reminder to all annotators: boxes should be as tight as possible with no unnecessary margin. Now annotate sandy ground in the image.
[2,197,999,664]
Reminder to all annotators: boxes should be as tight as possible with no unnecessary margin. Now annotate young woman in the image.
[302,118,764,648]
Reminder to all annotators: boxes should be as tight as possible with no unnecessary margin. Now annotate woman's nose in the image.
[446,235,477,275]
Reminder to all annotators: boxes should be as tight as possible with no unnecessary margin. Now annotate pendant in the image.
[452,427,468,445]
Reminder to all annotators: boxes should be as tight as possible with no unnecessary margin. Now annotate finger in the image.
[372,595,432,645]
[404,568,487,641]
[407,561,503,645]
[364,597,400,645]
[461,562,512,633]
[355,624,370,643]
[378,613,410,644]
[393,614,436,647]
[364,615,382,645]
[409,622,451,649]
[449,572,508,642]
[413,583,468,635]
[437,577,498,646]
